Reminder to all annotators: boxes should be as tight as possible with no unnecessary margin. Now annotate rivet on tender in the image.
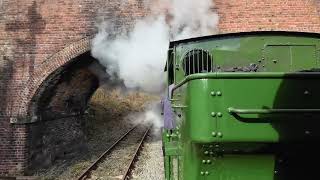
[217,132,223,137]
[216,91,222,96]
[205,171,209,175]
[207,160,211,164]
[217,112,222,117]
[211,112,216,117]
[202,160,207,164]
[200,171,205,175]
[212,132,217,137]
[210,91,216,96]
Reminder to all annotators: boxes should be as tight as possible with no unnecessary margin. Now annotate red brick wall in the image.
[28,116,88,172]
[215,0,320,33]
[0,0,320,175]
[0,120,27,174]
[0,0,149,174]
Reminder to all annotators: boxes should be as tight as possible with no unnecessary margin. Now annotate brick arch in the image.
[13,36,94,122]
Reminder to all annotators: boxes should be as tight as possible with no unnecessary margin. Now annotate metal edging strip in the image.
[171,72,320,97]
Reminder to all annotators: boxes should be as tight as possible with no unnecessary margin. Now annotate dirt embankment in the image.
[34,88,160,180]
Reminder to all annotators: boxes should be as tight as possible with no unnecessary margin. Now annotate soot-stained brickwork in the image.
[0,0,320,175]
[26,53,99,172]
[28,116,87,171]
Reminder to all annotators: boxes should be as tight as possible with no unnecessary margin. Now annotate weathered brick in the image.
[0,0,320,175]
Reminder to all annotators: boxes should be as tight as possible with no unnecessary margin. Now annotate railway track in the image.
[77,125,150,180]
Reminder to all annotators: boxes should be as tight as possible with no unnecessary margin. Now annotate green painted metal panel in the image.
[186,79,217,142]
[264,45,317,72]
[173,34,320,83]
[290,45,317,71]
[213,78,280,142]
[163,32,320,180]
[181,74,320,143]
[205,155,275,180]
[181,142,203,180]
[216,76,320,142]
[265,46,291,72]
[179,142,275,180]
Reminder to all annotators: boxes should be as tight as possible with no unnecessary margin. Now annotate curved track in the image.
[122,127,150,180]
[77,125,150,180]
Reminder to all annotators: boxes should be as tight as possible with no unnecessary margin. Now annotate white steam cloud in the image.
[167,0,219,39]
[92,17,169,93]
[91,0,218,130]
[127,102,163,135]
[92,0,218,93]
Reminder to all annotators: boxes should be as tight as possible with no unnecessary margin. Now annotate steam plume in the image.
[91,0,219,129]
[92,0,218,92]
[92,17,169,93]
[160,0,219,39]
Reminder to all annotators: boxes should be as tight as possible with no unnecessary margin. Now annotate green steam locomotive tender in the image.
[162,31,320,180]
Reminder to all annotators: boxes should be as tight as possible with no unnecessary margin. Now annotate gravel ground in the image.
[32,89,163,180]
[33,107,135,180]
[131,131,164,180]
[88,125,149,180]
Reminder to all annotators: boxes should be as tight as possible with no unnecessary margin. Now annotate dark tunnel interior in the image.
[26,51,108,171]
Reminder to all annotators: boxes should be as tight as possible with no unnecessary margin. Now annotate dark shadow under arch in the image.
[26,51,108,172]
[28,51,102,120]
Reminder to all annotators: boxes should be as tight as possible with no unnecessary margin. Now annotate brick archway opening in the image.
[26,51,107,172]
[28,51,102,121]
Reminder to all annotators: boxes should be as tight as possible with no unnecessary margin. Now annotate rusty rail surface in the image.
[77,125,138,180]
[122,127,150,180]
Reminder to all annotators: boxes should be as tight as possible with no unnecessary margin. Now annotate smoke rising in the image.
[92,0,218,93]
[165,0,219,39]
[91,0,218,130]
[127,102,163,135]
[92,17,169,93]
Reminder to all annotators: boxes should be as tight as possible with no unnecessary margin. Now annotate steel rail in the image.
[77,125,138,180]
[121,127,150,180]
